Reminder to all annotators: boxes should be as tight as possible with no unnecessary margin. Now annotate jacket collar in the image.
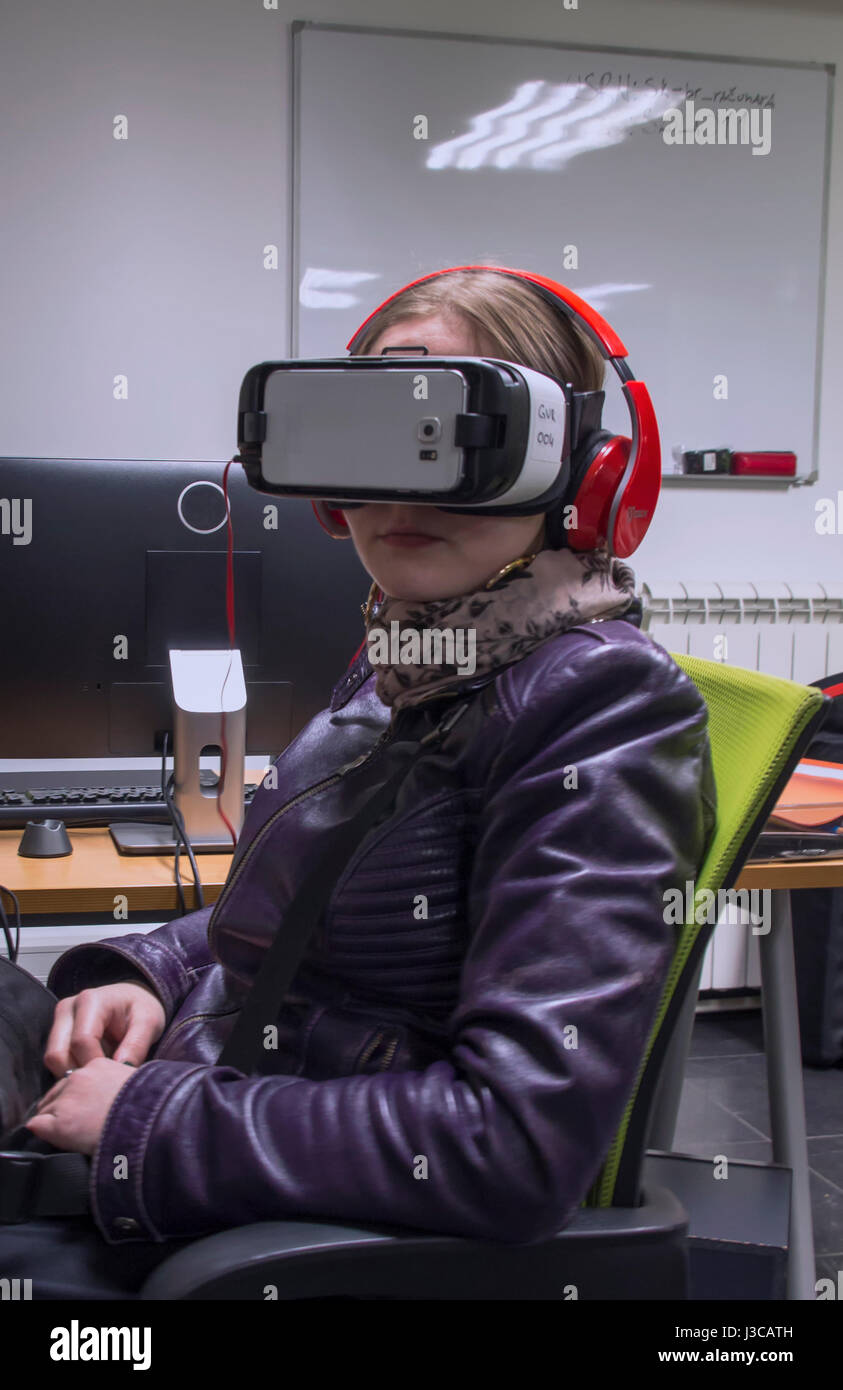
[330,644,498,713]
[330,646,375,711]
[329,602,643,713]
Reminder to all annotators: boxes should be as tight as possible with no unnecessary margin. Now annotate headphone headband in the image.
[345,264,629,361]
[338,264,660,557]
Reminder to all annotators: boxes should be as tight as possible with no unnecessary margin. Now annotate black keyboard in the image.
[0,770,259,830]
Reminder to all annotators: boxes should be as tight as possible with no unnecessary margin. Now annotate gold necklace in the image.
[483,551,538,591]
[361,581,381,626]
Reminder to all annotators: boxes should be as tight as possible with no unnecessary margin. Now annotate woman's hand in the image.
[23,984,169,1155]
[24,1058,137,1155]
[42,982,167,1076]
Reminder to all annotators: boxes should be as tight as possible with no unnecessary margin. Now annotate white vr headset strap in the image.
[469,363,568,509]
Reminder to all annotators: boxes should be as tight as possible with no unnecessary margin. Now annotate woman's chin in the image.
[365,554,468,603]
[377,583,461,602]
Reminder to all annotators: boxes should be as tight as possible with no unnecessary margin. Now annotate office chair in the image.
[139,654,828,1300]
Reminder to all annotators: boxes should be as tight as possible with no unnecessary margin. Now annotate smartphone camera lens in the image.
[417,417,441,442]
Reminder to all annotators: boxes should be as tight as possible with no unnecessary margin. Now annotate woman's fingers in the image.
[110,1014,159,1066]
[42,995,87,1075]
[32,1070,74,1110]
[109,985,167,1063]
[43,990,109,1073]
[42,985,165,1077]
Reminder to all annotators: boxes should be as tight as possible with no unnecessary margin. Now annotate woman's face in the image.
[340,311,546,601]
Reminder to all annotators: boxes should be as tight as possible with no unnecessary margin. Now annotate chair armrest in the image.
[139,1183,688,1300]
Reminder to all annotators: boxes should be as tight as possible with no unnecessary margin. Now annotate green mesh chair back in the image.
[584,652,828,1209]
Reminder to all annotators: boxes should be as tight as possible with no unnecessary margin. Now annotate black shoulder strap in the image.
[217,700,468,1075]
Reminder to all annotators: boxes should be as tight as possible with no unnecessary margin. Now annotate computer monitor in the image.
[0,458,370,761]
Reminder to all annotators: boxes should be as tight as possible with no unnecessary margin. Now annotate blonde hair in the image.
[349,264,605,393]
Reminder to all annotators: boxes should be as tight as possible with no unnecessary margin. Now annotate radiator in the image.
[642,582,843,993]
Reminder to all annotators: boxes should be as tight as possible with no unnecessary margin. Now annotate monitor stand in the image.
[110,649,247,855]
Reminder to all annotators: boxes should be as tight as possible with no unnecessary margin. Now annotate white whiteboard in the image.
[293,23,833,482]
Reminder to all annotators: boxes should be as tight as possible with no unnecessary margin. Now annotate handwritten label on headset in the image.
[530,398,562,463]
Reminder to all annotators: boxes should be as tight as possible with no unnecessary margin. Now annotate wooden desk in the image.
[0,825,233,916]
[3,834,837,914]
[738,855,843,891]
[0,769,267,915]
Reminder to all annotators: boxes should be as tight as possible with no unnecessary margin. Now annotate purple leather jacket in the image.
[48,615,716,1247]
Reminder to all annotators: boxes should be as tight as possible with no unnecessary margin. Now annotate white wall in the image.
[2,0,842,595]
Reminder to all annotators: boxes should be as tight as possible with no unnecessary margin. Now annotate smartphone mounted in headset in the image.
[237,355,576,513]
[234,265,662,559]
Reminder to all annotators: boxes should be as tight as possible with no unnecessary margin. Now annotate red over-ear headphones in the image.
[312,264,660,559]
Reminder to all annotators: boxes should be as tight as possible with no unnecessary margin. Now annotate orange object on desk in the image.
[769,757,843,829]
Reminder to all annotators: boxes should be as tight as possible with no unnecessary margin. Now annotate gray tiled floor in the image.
[673,1008,843,1285]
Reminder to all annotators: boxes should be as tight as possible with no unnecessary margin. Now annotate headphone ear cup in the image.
[545,430,611,549]
[561,430,631,552]
[311,500,351,539]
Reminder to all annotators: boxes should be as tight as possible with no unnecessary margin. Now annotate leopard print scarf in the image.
[364,547,638,710]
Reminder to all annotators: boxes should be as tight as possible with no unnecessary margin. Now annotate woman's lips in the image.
[378,532,442,549]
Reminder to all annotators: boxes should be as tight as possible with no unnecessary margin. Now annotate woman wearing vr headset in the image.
[9,267,716,1297]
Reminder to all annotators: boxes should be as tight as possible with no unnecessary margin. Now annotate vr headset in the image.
[235,265,661,558]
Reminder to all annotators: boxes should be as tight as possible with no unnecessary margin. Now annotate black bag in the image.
[0,955,57,1142]
[0,955,92,1222]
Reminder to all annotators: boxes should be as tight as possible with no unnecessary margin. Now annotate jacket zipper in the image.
[207,728,394,946]
[378,1034,400,1070]
[158,1005,242,1045]
[356,1029,401,1072]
